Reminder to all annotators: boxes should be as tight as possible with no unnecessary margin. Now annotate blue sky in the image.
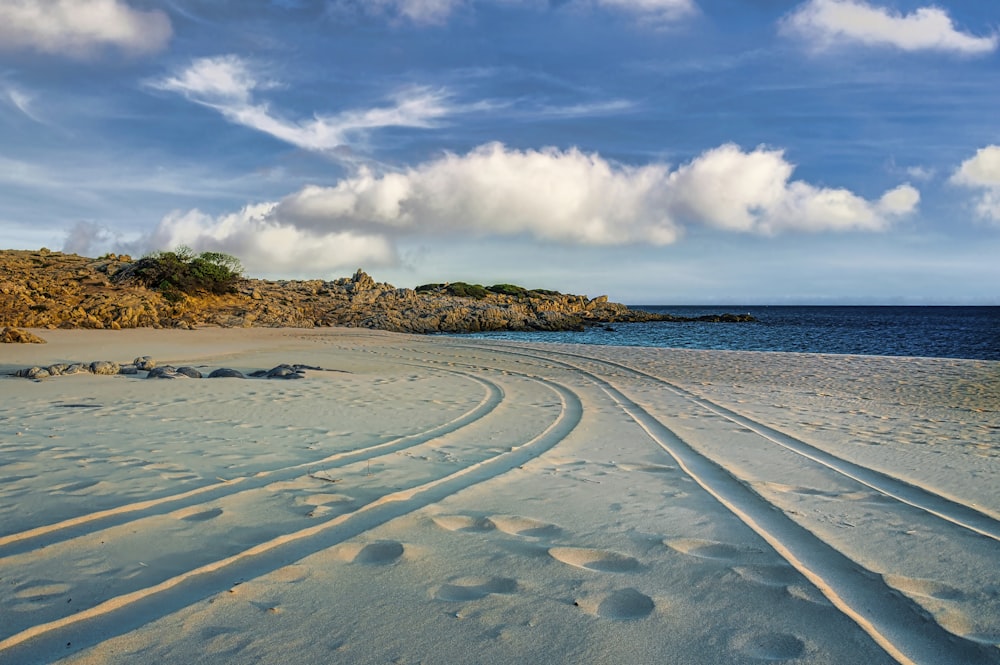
[1,0,998,303]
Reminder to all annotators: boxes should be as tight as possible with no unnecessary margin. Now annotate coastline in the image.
[1,328,998,664]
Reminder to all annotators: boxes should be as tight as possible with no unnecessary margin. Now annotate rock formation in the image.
[0,249,754,333]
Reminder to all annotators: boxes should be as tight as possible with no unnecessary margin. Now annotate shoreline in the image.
[1,328,997,664]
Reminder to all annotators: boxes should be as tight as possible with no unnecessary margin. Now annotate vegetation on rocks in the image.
[112,247,243,300]
[0,249,755,334]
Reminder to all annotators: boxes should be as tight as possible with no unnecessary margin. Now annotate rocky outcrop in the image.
[1,327,46,343]
[0,249,754,334]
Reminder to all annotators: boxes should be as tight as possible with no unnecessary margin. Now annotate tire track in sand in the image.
[0,372,581,663]
[459,343,999,665]
[0,369,502,555]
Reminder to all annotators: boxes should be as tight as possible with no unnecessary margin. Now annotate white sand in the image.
[0,328,998,664]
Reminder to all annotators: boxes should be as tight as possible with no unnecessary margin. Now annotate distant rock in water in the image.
[0,249,756,334]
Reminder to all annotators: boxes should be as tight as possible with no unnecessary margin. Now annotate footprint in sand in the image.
[352,541,405,565]
[730,632,806,660]
[14,582,71,601]
[548,547,641,572]
[733,565,801,588]
[491,515,562,539]
[883,574,966,601]
[433,576,518,601]
[432,514,497,533]
[177,507,224,522]
[664,538,767,564]
[575,588,655,620]
[616,463,676,474]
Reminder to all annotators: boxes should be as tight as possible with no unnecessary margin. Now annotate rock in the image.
[208,368,245,379]
[0,327,46,343]
[176,366,203,378]
[147,366,180,379]
[134,356,156,371]
[89,361,121,375]
[265,365,304,379]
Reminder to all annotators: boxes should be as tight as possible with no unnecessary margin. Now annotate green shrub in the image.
[113,247,243,296]
[487,284,527,297]
[447,282,488,299]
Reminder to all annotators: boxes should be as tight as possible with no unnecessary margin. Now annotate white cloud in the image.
[951,145,1000,224]
[782,0,998,55]
[139,205,398,275]
[133,142,918,274]
[595,0,695,23]
[377,0,464,24]
[152,55,462,152]
[0,0,172,58]
[326,0,695,25]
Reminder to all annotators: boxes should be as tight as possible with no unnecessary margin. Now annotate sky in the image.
[1,0,999,304]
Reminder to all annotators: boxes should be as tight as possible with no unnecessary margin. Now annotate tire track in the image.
[0,369,502,555]
[477,343,1000,542]
[0,371,581,663]
[454,342,999,665]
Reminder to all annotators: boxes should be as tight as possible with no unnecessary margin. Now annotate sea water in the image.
[462,306,1000,361]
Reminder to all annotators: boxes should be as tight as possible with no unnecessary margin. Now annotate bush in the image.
[487,284,527,297]
[114,247,244,297]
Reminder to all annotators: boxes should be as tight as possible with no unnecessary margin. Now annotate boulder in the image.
[89,361,121,375]
[0,327,46,343]
[208,368,245,379]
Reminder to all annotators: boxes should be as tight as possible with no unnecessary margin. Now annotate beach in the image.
[1,328,998,664]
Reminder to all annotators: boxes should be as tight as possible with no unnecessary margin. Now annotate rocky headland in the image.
[0,248,753,336]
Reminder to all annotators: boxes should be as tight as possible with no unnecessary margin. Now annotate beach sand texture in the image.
[1,328,998,664]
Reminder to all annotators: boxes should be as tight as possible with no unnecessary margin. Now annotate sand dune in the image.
[1,328,998,664]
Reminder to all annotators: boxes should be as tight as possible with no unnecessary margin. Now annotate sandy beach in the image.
[1,328,998,665]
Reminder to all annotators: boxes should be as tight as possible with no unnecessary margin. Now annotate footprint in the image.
[548,547,640,572]
[617,463,676,474]
[576,588,655,621]
[733,565,800,588]
[731,632,805,660]
[432,515,496,533]
[883,574,966,601]
[491,515,562,538]
[434,577,518,601]
[178,507,223,522]
[353,541,404,565]
[665,538,763,563]
[51,480,101,494]
[15,583,71,600]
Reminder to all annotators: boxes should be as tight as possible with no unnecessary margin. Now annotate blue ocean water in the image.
[463,306,1000,361]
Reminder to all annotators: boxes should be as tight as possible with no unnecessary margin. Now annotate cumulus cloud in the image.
[152,55,464,152]
[0,0,172,58]
[138,204,398,275]
[951,145,1000,224]
[132,142,918,274]
[782,0,998,55]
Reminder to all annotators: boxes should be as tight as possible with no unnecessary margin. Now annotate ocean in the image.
[463,306,1000,361]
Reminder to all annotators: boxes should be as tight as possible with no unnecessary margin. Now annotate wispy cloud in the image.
[1,85,44,123]
[326,0,696,26]
[151,55,473,153]
[595,0,696,25]
[782,0,998,55]
[951,145,1000,225]
[129,142,919,274]
[0,0,172,58]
